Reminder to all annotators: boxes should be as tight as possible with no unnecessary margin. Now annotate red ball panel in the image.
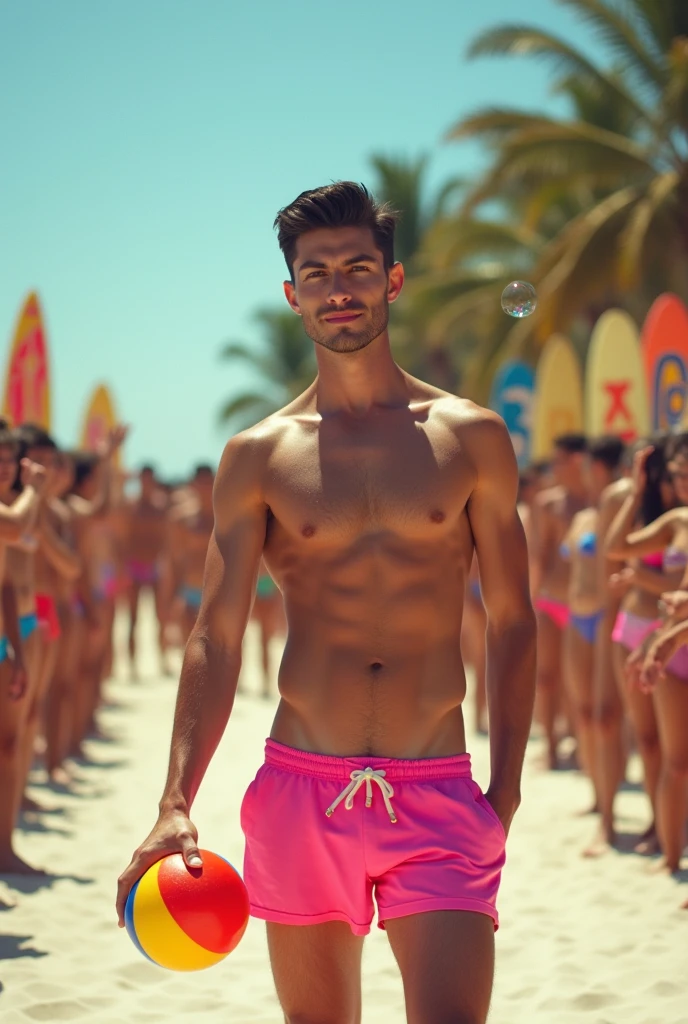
[157,850,250,955]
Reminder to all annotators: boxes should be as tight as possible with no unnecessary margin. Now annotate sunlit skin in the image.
[117,223,536,1024]
[123,468,169,677]
[531,446,588,769]
[606,446,688,874]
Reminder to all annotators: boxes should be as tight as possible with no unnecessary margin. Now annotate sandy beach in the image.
[1,598,687,1024]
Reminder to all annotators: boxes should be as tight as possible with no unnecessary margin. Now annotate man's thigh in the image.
[266,921,364,1024]
[386,910,495,1024]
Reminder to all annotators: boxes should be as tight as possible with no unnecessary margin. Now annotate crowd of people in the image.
[0,424,287,877]
[463,429,688,894]
[2,416,686,897]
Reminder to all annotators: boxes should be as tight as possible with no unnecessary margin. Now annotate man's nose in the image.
[327,271,352,305]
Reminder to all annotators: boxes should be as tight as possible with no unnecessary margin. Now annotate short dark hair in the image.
[554,433,587,455]
[140,464,155,475]
[70,450,99,490]
[0,418,18,455]
[665,431,688,463]
[194,463,214,477]
[274,182,398,281]
[588,435,625,472]
[13,423,57,450]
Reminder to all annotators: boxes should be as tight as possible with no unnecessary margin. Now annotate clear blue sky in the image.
[1,0,602,478]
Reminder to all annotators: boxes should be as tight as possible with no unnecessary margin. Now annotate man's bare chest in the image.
[265,427,474,542]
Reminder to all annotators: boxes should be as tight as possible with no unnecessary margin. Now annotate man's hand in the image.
[20,459,47,494]
[483,786,519,839]
[97,424,129,461]
[116,810,202,927]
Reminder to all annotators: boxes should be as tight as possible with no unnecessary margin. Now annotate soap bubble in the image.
[501,281,537,318]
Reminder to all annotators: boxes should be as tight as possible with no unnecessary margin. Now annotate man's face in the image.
[140,468,155,494]
[283,226,403,354]
[586,456,612,499]
[552,446,583,490]
[192,469,214,503]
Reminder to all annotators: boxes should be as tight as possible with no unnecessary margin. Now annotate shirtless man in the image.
[116,182,536,1023]
[123,466,169,678]
[168,465,215,643]
[531,434,588,768]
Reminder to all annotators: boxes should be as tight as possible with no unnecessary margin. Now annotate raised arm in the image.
[116,432,268,925]
[465,413,537,836]
[605,447,677,559]
[0,460,46,542]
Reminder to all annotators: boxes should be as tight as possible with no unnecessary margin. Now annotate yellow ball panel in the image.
[133,860,228,972]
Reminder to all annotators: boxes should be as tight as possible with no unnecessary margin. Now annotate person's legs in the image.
[0,656,42,873]
[613,642,660,849]
[386,910,495,1024]
[586,621,626,854]
[563,624,595,783]
[45,608,84,781]
[128,582,141,679]
[652,672,688,873]
[535,609,563,768]
[266,921,363,1024]
[19,630,58,805]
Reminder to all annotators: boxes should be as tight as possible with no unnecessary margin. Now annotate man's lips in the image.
[323,312,363,324]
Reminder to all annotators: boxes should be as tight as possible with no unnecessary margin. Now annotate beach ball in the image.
[124,850,250,971]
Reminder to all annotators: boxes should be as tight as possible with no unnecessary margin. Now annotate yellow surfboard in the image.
[2,292,52,428]
[585,309,649,441]
[532,334,584,461]
[80,384,120,466]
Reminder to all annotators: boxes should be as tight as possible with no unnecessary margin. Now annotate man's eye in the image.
[305,271,326,280]
[351,265,370,272]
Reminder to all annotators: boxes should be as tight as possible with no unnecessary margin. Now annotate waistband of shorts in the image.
[264,739,473,781]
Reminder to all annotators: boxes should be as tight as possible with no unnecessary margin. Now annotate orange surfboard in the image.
[2,292,52,428]
[532,334,584,460]
[585,309,649,442]
[80,384,120,466]
[640,294,688,431]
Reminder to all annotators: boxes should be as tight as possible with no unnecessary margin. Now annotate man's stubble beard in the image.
[301,299,389,354]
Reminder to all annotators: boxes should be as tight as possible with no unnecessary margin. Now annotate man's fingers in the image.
[179,832,203,868]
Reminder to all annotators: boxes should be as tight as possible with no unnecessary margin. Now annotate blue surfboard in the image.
[489,361,535,469]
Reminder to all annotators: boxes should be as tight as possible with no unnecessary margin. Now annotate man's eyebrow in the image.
[297,253,379,273]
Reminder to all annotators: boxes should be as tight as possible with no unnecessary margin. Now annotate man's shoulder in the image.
[600,476,631,509]
[427,392,505,438]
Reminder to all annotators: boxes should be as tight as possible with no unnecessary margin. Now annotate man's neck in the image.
[313,331,409,417]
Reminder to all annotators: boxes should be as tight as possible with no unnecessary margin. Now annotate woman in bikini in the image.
[606,434,688,874]
[561,436,625,811]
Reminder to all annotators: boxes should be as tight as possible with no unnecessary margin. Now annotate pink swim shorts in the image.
[241,739,506,937]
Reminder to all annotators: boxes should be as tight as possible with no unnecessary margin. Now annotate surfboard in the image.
[489,360,535,468]
[2,292,51,428]
[80,384,120,467]
[532,334,584,461]
[585,309,649,442]
[640,294,688,431]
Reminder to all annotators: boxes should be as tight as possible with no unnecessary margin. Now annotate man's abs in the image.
[270,631,468,759]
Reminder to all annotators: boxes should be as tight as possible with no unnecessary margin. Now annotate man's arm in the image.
[465,412,537,835]
[116,433,268,925]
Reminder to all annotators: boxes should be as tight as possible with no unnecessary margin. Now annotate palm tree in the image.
[440,0,688,374]
[218,308,315,431]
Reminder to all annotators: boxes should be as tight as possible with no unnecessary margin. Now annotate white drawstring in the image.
[325,767,397,824]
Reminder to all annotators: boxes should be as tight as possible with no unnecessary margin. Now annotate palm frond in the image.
[617,170,680,286]
[461,121,654,210]
[467,24,656,126]
[557,0,666,90]
[446,107,556,143]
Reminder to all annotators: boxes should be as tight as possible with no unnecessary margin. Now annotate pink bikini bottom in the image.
[612,611,688,680]
[535,596,569,631]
